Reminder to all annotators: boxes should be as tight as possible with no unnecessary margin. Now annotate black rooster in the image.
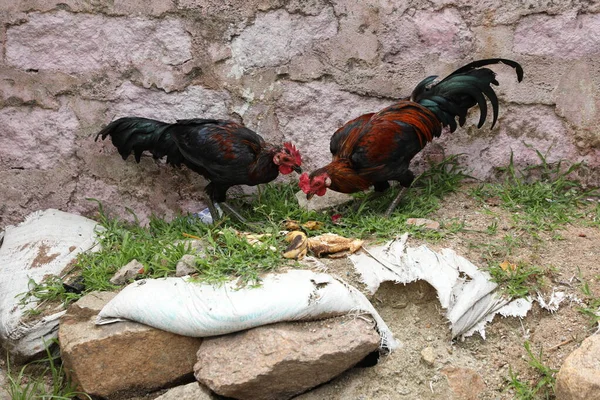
[96,117,302,223]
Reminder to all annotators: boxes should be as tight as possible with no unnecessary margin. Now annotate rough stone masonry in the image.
[1,0,599,226]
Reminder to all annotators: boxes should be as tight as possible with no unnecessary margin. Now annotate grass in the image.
[9,151,598,398]
[486,260,550,299]
[577,276,600,328]
[470,150,598,236]
[507,341,557,400]
[234,154,470,240]
[16,152,597,315]
[6,341,90,400]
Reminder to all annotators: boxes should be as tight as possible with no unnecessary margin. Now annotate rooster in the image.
[299,58,523,216]
[95,117,302,223]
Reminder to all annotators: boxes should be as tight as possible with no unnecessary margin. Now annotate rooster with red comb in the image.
[96,117,302,224]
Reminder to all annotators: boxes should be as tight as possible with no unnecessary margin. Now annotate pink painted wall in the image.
[1,1,599,227]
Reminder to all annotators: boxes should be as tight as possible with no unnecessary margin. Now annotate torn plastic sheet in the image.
[0,209,101,359]
[350,234,533,340]
[96,269,399,352]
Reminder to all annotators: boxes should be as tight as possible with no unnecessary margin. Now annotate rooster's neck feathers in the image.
[321,160,372,193]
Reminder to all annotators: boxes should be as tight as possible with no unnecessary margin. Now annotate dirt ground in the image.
[2,185,598,400]
[295,186,600,400]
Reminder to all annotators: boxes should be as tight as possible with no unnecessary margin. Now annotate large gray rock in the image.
[59,292,203,399]
[194,316,380,400]
[556,334,600,400]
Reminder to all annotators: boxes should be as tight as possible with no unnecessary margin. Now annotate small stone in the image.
[556,334,600,400]
[109,259,144,285]
[154,382,216,400]
[176,254,197,277]
[441,366,486,400]
[295,190,353,211]
[406,218,440,230]
[421,346,436,366]
[174,239,205,255]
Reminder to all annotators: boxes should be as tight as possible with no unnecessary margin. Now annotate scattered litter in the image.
[349,234,534,340]
[307,233,364,258]
[96,269,399,352]
[536,290,566,313]
[283,232,364,260]
[499,260,517,272]
[193,204,223,225]
[226,229,276,252]
[283,231,308,259]
[283,220,324,231]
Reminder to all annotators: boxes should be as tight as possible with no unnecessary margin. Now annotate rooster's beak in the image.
[293,165,302,173]
[306,193,315,200]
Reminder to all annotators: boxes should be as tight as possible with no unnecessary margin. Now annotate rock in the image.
[229,8,337,70]
[420,346,436,366]
[154,382,216,400]
[295,189,353,211]
[194,316,380,400]
[406,218,440,230]
[173,239,205,256]
[175,254,197,277]
[109,259,145,285]
[0,105,79,170]
[6,11,192,73]
[59,291,203,399]
[556,334,600,400]
[441,366,486,400]
[554,61,598,130]
[514,13,600,59]
[111,81,231,122]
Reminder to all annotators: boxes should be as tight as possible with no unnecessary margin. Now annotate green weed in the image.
[487,260,548,299]
[507,341,557,400]
[234,155,470,240]
[471,149,597,235]
[577,277,600,328]
[6,340,90,400]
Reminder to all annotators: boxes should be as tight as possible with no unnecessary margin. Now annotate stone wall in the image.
[1,0,599,227]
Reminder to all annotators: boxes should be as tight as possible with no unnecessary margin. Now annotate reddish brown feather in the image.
[372,102,441,148]
[212,133,237,160]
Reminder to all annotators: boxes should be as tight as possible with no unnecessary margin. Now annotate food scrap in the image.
[283,231,308,259]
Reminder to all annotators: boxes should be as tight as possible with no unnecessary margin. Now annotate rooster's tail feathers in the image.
[95,117,181,164]
[411,59,523,132]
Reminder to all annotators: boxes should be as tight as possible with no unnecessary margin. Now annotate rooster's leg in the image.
[206,197,222,224]
[219,202,250,225]
[384,187,408,217]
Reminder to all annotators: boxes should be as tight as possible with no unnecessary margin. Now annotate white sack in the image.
[96,269,398,352]
[0,209,101,358]
[350,234,533,339]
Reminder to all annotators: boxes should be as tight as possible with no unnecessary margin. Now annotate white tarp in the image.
[350,234,533,339]
[0,209,101,358]
[96,269,399,352]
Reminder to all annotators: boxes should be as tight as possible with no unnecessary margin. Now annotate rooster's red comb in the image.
[284,142,302,166]
[299,173,311,194]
